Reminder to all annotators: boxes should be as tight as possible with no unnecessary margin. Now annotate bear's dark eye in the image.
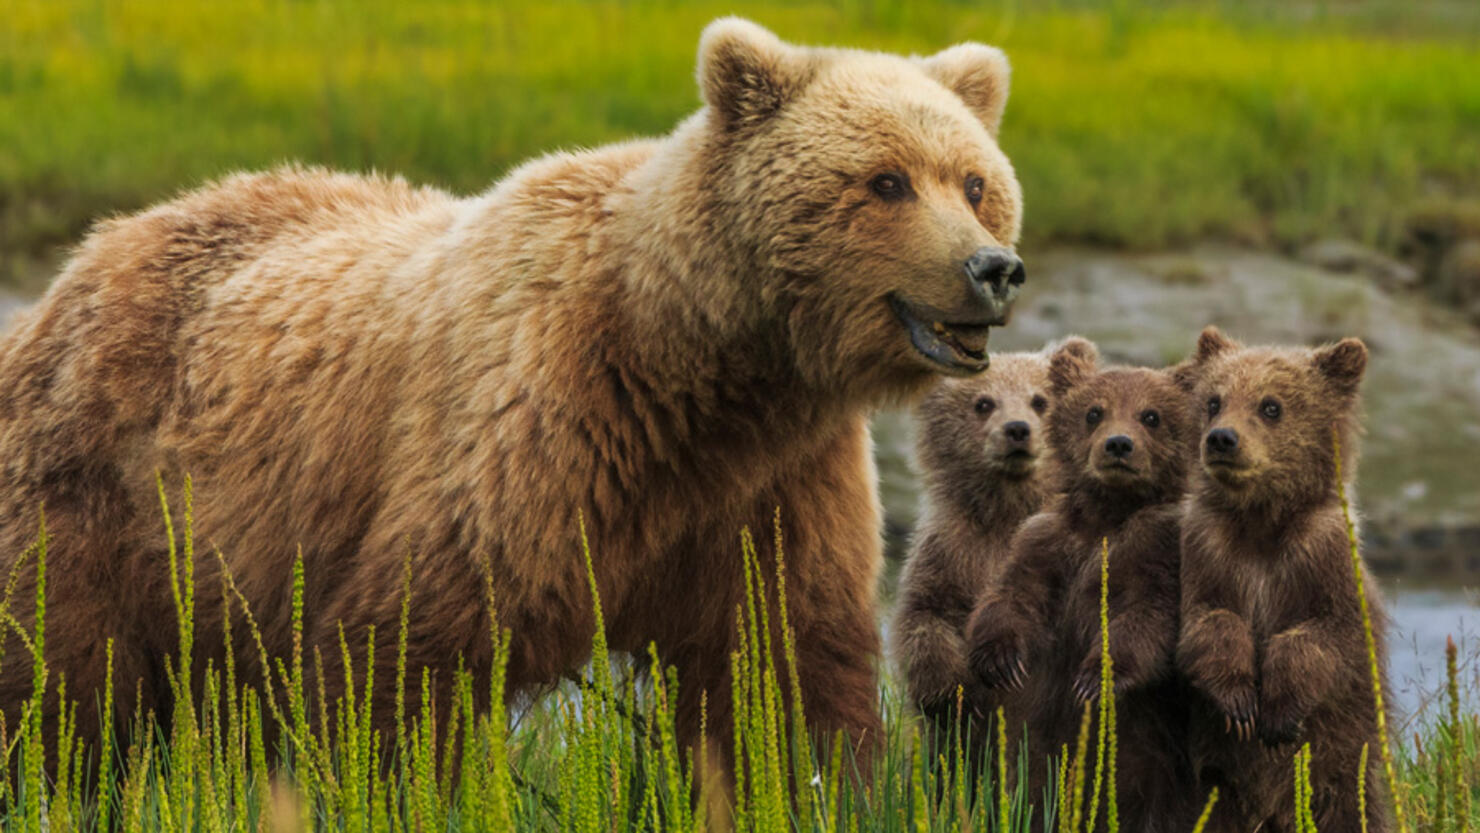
[1260,398,1282,421]
[870,172,910,201]
[974,396,995,416]
[1030,394,1048,414]
[1086,406,1104,426]
[965,175,985,206]
[1141,410,1161,428]
[1207,396,1221,418]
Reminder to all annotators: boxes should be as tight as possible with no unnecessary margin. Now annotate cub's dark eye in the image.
[1141,410,1161,428]
[974,396,996,416]
[1260,398,1282,420]
[1207,396,1221,418]
[870,172,910,201]
[1030,394,1048,414]
[1086,406,1104,426]
[965,175,985,206]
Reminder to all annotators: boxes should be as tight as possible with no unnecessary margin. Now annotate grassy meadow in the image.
[0,480,1472,832]
[3,0,1480,289]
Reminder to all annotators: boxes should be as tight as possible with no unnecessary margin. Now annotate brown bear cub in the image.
[966,340,1195,832]
[891,349,1058,755]
[1176,327,1392,833]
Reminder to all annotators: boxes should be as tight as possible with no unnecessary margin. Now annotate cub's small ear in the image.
[1313,338,1368,395]
[698,18,807,130]
[916,43,1011,137]
[1170,327,1238,391]
[1048,337,1098,396]
[1194,326,1240,363]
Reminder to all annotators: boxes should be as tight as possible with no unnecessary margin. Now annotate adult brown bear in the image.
[0,19,1025,766]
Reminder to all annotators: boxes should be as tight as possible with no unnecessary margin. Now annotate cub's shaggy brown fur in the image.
[1177,327,1392,832]
[891,349,1057,748]
[0,19,1027,764]
[966,341,1196,832]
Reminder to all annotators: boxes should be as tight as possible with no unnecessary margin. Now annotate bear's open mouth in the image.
[887,295,993,375]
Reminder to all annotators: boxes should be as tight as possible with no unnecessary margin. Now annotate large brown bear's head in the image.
[1178,326,1368,511]
[692,19,1024,397]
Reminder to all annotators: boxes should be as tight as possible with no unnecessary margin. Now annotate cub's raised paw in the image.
[1203,679,1257,742]
[1071,666,1098,706]
[968,632,1027,692]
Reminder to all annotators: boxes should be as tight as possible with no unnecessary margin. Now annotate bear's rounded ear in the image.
[1194,326,1239,363]
[1048,337,1098,396]
[916,43,1011,137]
[697,18,806,131]
[1313,337,1368,395]
[1171,326,1239,391]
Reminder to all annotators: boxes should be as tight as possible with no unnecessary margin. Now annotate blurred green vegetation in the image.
[2,0,1479,289]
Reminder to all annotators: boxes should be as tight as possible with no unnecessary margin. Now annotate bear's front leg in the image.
[1178,607,1257,740]
[964,595,1034,693]
[1257,624,1341,748]
[964,515,1064,693]
[760,418,885,765]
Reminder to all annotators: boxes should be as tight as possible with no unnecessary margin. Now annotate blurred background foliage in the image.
[2,0,1479,291]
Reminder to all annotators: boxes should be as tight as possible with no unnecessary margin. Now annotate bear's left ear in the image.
[1313,338,1368,396]
[916,43,1011,137]
[1170,326,1240,391]
[1048,337,1099,396]
[697,18,809,131]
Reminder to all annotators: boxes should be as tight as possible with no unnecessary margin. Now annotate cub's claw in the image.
[970,636,1025,692]
[1215,686,1257,743]
[1072,671,1102,706]
[1225,714,1255,741]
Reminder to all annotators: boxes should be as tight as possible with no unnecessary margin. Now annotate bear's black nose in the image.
[1104,435,1134,458]
[1206,428,1239,454]
[964,246,1026,299]
[1003,421,1030,444]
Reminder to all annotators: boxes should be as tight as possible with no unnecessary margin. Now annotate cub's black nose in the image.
[1003,421,1030,444]
[1105,435,1134,458]
[1206,428,1239,454]
[964,246,1026,298]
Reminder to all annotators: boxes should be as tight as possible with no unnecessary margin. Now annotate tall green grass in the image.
[0,473,1471,830]
[3,0,1479,289]
[0,484,1058,831]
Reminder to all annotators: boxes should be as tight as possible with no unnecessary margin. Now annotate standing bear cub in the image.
[891,347,1059,749]
[0,19,1027,765]
[967,340,1195,832]
[1177,327,1392,833]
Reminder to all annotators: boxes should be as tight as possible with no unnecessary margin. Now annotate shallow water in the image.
[1385,581,1480,730]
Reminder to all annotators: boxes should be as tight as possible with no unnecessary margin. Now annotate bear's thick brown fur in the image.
[966,341,1197,832]
[0,19,1027,765]
[1176,327,1392,833]
[890,349,1056,755]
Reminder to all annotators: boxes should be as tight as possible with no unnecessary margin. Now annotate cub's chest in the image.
[1218,539,1314,639]
[1062,534,1133,613]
